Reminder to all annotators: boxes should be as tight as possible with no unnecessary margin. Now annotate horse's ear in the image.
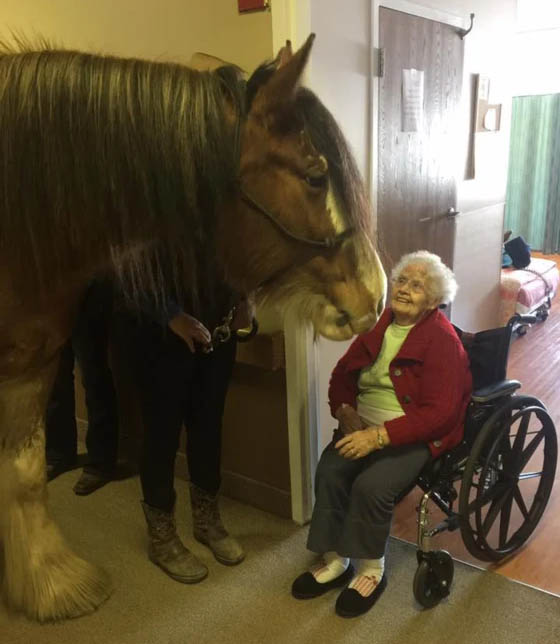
[275,40,293,68]
[250,34,315,122]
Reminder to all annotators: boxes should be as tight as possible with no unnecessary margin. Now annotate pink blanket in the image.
[500,258,559,326]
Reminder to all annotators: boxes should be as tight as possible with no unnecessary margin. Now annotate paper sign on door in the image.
[402,68,424,132]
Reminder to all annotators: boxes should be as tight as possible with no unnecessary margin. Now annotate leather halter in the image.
[239,186,354,250]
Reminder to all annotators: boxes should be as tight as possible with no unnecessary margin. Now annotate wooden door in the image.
[377,7,465,273]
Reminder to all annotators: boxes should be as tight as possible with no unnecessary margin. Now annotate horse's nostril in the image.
[336,311,351,327]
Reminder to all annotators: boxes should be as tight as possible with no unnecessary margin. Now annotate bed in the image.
[499,257,559,329]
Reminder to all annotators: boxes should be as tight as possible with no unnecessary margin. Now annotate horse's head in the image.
[271,233,387,341]
[217,36,386,340]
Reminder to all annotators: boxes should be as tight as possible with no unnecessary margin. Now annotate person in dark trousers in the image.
[117,288,255,584]
[46,278,119,495]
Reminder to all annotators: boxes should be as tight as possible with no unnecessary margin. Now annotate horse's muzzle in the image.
[349,312,377,334]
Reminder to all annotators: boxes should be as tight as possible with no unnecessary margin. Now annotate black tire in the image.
[413,551,454,609]
[459,395,557,561]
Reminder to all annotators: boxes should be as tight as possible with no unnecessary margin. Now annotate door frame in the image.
[271,0,318,525]
[370,1,471,224]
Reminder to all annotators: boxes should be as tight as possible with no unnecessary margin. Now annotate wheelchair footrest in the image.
[426,514,460,538]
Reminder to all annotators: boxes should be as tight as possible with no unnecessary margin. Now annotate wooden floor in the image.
[392,253,560,596]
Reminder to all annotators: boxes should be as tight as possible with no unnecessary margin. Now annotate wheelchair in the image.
[408,313,558,608]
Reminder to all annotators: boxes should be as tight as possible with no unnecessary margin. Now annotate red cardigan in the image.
[328,308,472,458]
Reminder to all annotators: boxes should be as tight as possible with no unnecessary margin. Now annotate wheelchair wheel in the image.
[413,551,454,608]
[459,395,557,561]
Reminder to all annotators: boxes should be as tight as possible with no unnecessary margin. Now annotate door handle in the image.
[418,207,460,223]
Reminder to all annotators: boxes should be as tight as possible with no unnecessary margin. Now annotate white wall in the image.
[513,29,560,97]
[308,0,372,181]
[514,0,560,96]
[0,0,272,72]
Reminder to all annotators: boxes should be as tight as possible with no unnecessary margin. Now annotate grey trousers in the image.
[307,441,431,559]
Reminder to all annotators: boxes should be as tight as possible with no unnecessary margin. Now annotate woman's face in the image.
[390,263,439,325]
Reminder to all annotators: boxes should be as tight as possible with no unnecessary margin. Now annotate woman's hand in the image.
[335,404,363,435]
[335,426,389,460]
[169,312,212,352]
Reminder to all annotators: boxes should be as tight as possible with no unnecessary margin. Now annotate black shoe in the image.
[73,467,112,496]
[46,456,78,482]
[335,574,387,618]
[292,565,354,599]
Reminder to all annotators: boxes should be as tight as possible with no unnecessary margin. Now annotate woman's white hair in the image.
[391,250,458,305]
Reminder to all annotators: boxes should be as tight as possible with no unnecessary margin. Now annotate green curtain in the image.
[505,94,560,253]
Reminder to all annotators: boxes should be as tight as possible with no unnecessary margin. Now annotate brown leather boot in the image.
[73,467,112,496]
[141,502,208,583]
[189,484,245,566]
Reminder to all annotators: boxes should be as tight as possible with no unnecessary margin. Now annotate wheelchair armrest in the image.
[471,379,521,403]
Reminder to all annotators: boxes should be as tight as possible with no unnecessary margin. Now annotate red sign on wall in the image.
[238,0,268,12]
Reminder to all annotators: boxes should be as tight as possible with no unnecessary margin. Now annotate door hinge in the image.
[373,47,385,78]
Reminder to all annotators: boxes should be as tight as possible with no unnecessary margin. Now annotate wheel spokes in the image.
[474,410,543,544]
[481,488,511,535]
[518,431,545,471]
[499,490,515,547]
[467,477,506,514]
[510,411,530,457]
[518,471,543,481]
[513,485,530,520]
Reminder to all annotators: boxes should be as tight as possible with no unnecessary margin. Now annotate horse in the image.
[0,35,386,622]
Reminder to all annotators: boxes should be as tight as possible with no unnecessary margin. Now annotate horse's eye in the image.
[305,173,328,189]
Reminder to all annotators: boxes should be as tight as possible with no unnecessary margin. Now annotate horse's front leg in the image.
[0,363,112,622]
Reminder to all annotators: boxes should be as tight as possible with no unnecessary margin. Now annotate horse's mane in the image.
[0,41,374,318]
[0,39,245,314]
[247,62,373,244]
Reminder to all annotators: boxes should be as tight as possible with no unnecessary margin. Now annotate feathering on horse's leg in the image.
[0,368,112,622]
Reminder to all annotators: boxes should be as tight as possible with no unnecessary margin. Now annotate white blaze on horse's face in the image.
[326,189,346,235]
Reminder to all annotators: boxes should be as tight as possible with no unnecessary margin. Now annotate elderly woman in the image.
[292,251,471,617]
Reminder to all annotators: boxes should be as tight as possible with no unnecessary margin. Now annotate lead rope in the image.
[202,305,237,353]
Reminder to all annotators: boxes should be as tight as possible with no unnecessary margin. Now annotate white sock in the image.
[311,551,350,583]
[349,557,385,596]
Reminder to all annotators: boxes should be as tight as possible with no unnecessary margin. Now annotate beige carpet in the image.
[1,473,559,644]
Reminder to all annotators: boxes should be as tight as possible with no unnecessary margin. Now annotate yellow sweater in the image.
[357,321,413,413]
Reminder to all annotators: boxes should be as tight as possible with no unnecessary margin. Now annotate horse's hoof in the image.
[4,553,112,623]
